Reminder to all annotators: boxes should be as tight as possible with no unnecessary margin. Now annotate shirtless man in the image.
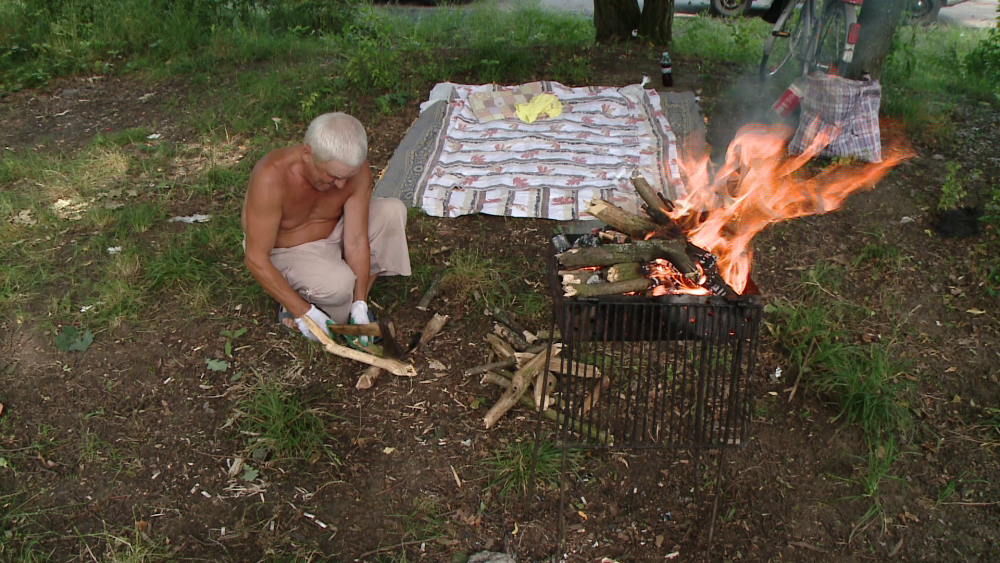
[241,112,410,341]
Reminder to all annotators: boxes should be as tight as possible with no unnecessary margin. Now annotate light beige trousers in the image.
[268,197,411,324]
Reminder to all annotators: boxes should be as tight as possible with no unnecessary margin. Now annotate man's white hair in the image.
[303,112,368,168]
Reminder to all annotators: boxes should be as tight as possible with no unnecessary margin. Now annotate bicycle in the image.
[759,0,862,81]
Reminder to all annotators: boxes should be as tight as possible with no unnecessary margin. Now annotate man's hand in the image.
[350,301,371,345]
[296,305,332,342]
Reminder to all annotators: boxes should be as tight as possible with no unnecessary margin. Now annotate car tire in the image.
[906,0,942,24]
[710,0,753,17]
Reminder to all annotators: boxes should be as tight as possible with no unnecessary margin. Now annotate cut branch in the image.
[606,262,644,283]
[493,323,529,352]
[412,313,448,353]
[356,366,384,390]
[490,305,536,345]
[630,173,675,225]
[483,344,561,429]
[464,356,517,377]
[486,334,516,360]
[326,323,382,337]
[417,263,448,311]
[301,316,417,377]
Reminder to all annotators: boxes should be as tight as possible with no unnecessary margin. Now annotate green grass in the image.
[235,376,339,464]
[484,439,580,501]
[836,436,900,542]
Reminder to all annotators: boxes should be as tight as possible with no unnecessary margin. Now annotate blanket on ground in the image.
[374,81,702,220]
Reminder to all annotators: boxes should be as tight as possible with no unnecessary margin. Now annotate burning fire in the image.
[666,123,912,295]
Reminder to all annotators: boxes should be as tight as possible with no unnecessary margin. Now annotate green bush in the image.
[964,7,1000,95]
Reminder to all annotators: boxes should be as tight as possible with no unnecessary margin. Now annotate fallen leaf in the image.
[382,447,395,454]
[428,359,448,371]
[55,326,94,353]
[967,309,986,315]
[206,359,229,372]
[241,466,259,482]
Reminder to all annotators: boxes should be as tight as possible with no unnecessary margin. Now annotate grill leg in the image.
[557,446,568,551]
[705,448,728,559]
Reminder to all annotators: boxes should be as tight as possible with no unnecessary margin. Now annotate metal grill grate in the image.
[542,239,762,451]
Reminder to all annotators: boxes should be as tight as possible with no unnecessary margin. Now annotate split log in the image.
[416,263,449,311]
[565,278,651,297]
[584,198,659,238]
[481,371,609,443]
[630,173,676,223]
[489,306,537,345]
[356,366,384,390]
[606,262,645,283]
[463,356,517,377]
[561,269,602,286]
[493,323,529,352]
[326,323,382,337]
[483,344,561,429]
[486,334,516,360]
[301,316,417,377]
[412,313,448,353]
[557,239,698,280]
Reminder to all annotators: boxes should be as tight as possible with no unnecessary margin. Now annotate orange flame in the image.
[668,123,912,295]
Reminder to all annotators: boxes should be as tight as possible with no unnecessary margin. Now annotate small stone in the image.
[61,89,80,99]
[932,154,945,160]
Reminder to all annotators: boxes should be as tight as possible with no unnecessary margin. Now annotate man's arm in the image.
[341,162,373,304]
[243,168,311,317]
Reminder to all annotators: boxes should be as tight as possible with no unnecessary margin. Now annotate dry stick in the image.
[486,333,516,360]
[416,263,448,311]
[463,356,517,377]
[325,323,382,337]
[481,371,609,443]
[300,316,417,377]
[494,322,529,352]
[630,173,675,226]
[550,361,602,379]
[489,305,536,344]
[584,197,659,238]
[565,278,651,298]
[483,344,561,429]
[557,239,698,279]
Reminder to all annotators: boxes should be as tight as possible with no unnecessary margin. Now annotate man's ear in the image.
[302,145,313,164]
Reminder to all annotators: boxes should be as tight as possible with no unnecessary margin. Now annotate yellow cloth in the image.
[514,94,563,124]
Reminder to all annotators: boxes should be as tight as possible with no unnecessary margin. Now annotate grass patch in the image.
[235,376,339,464]
[484,439,580,501]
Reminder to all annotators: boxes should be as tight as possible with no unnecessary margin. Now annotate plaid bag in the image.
[789,73,882,163]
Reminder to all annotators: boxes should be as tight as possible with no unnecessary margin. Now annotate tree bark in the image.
[557,239,698,279]
[594,0,642,43]
[638,0,674,46]
[843,0,908,81]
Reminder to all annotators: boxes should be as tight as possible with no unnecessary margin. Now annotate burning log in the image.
[557,239,698,280]
[564,278,651,298]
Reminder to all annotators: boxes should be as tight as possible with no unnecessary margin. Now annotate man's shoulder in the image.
[250,146,299,186]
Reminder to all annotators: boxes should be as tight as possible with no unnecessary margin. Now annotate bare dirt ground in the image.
[1,46,999,562]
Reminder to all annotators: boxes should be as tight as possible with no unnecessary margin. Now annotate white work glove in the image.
[350,300,371,346]
[295,305,331,342]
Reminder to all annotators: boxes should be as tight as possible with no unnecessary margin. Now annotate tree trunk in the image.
[594,0,641,43]
[843,0,908,81]
[638,0,674,45]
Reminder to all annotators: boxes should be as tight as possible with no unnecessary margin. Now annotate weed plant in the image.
[484,439,580,501]
[236,377,338,464]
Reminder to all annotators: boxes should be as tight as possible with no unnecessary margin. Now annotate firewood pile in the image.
[556,174,737,299]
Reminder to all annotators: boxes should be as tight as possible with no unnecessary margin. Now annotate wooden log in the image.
[535,329,561,341]
[580,376,612,414]
[463,356,517,377]
[584,198,659,238]
[550,361,602,379]
[417,263,448,311]
[561,269,601,286]
[483,344,561,429]
[493,323,529,352]
[326,323,382,337]
[597,230,630,244]
[481,371,611,444]
[356,366,384,390]
[630,173,675,225]
[301,316,417,377]
[557,239,699,280]
[606,262,645,283]
[565,278,651,297]
[486,334,516,360]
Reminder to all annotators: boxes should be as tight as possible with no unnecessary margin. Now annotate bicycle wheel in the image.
[811,0,856,76]
[760,0,808,81]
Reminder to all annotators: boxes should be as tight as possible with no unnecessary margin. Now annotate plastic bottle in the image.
[660,52,673,88]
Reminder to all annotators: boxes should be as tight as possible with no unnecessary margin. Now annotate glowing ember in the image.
[667,123,913,294]
[647,259,709,297]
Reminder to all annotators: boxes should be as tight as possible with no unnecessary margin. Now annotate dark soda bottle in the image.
[660,52,673,88]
